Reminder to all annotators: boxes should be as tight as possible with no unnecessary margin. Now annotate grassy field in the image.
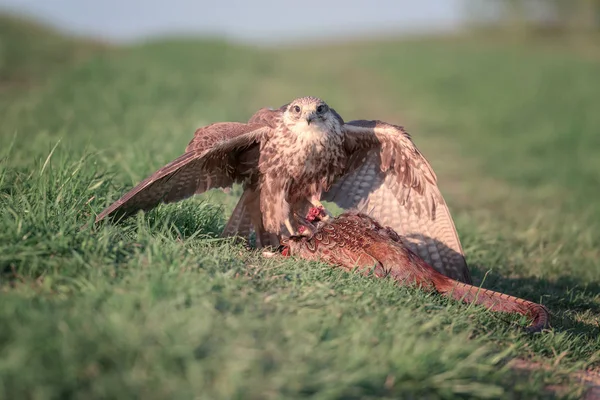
[1,14,599,399]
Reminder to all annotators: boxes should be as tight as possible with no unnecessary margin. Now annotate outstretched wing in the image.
[95,123,271,223]
[322,120,471,284]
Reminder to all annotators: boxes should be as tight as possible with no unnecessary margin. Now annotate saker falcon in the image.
[95,96,472,283]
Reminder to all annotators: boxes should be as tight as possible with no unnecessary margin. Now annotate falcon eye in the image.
[316,105,327,113]
[293,105,301,113]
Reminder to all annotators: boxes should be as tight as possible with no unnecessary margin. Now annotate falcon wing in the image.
[95,123,271,223]
[247,106,285,127]
[322,120,471,284]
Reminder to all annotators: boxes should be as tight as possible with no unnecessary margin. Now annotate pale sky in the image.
[0,0,466,43]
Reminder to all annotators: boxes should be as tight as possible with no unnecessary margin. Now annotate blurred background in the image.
[1,0,600,43]
[0,0,463,43]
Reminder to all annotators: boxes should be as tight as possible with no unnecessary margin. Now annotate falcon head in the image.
[282,96,341,136]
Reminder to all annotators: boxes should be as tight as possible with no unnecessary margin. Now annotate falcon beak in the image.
[305,112,317,125]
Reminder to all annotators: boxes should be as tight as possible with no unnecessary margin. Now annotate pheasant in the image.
[281,207,550,333]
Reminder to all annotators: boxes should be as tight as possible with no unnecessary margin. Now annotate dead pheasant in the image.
[281,207,550,333]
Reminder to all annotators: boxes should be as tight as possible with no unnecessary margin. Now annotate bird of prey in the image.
[95,96,471,283]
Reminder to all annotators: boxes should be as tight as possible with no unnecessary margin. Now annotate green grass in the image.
[1,15,599,399]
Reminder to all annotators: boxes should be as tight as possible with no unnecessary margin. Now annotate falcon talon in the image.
[299,228,313,237]
[284,218,297,237]
[319,213,331,221]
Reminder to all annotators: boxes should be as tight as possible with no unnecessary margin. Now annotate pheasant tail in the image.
[435,280,550,333]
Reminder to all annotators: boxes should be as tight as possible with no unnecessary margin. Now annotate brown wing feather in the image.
[186,121,267,152]
[96,123,270,223]
[247,107,284,127]
[322,120,471,284]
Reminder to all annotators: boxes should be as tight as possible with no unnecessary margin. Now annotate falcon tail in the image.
[222,190,253,242]
[222,189,280,248]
